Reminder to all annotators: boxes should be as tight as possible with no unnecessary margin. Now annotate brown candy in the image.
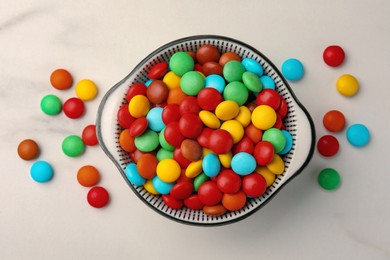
[219,51,242,67]
[202,61,223,76]
[17,139,40,160]
[203,204,227,216]
[180,139,202,161]
[146,80,169,104]
[196,45,221,65]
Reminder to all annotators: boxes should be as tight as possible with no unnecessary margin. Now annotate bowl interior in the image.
[97,35,315,226]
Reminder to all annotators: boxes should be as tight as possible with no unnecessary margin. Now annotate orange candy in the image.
[77,165,100,187]
[245,123,263,143]
[203,204,227,216]
[323,110,346,132]
[222,190,247,211]
[119,129,136,152]
[167,87,188,105]
[50,69,73,90]
[136,153,158,179]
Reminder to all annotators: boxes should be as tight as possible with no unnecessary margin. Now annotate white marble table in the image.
[1,0,390,259]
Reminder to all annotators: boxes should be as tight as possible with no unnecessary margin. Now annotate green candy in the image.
[180,71,205,96]
[223,81,248,106]
[262,128,286,153]
[40,94,62,115]
[156,148,174,161]
[169,52,194,76]
[194,173,209,192]
[318,168,341,190]
[223,60,245,82]
[242,71,262,92]
[159,128,175,151]
[135,130,159,152]
[62,135,85,157]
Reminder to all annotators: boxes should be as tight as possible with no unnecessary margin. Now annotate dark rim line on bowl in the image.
[96,35,316,226]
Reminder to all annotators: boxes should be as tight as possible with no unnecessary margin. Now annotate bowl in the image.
[96,35,315,226]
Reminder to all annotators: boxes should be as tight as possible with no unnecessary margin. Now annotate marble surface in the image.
[1,0,390,259]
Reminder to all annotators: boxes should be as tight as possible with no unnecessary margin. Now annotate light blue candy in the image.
[242,58,264,77]
[260,75,276,90]
[30,160,53,183]
[125,163,145,186]
[146,107,165,132]
[145,79,153,87]
[281,58,304,81]
[347,124,370,147]
[205,74,226,93]
[152,176,174,194]
[231,152,256,176]
[279,130,293,155]
[202,153,221,177]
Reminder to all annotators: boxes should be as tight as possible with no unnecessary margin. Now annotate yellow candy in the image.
[218,151,232,168]
[156,159,181,182]
[202,147,213,157]
[251,105,277,130]
[199,110,221,129]
[215,100,240,121]
[75,79,98,101]
[220,120,244,144]
[129,95,150,118]
[144,179,159,195]
[336,74,359,97]
[185,160,203,178]
[163,71,181,89]
[234,106,251,127]
[266,154,284,175]
[255,166,276,187]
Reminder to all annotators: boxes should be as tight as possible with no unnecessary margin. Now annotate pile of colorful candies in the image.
[317,45,370,190]
[17,69,109,208]
[118,44,297,215]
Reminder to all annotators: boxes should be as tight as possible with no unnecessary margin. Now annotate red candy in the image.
[63,97,85,119]
[317,135,339,157]
[216,169,242,194]
[173,148,192,168]
[179,96,200,115]
[277,97,288,118]
[242,173,267,198]
[232,136,254,154]
[164,121,185,147]
[162,194,183,210]
[170,182,194,200]
[82,124,98,146]
[184,194,204,210]
[162,104,181,125]
[244,124,263,143]
[129,117,148,137]
[117,104,135,129]
[253,141,275,165]
[179,113,203,138]
[197,88,223,111]
[256,89,281,110]
[209,129,234,154]
[146,80,169,104]
[323,110,346,132]
[198,181,223,206]
[148,62,169,79]
[87,186,109,208]
[323,45,345,67]
[197,128,213,148]
[126,83,147,102]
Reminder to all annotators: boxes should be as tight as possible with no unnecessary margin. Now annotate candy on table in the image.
[323,45,345,67]
[336,74,359,97]
[118,44,293,215]
[346,123,370,147]
[82,124,98,146]
[50,68,73,90]
[62,135,85,157]
[281,58,304,81]
[63,97,85,119]
[87,186,110,208]
[317,135,339,157]
[40,94,62,115]
[30,160,54,183]
[77,165,100,187]
[323,110,346,132]
[18,139,40,160]
[318,168,340,190]
[75,79,98,101]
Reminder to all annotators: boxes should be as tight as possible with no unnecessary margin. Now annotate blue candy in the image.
[260,75,276,90]
[125,163,146,186]
[279,130,293,155]
[202,153,221,177]
[152,176,174,194]
[146,107,165,132]
[281,58,304,81]
[347,124,370,147]
[145,79,153,87]
[30,160,53,183]
[205,74,226,93]
[242,58,264,77]
[231,152,256,176]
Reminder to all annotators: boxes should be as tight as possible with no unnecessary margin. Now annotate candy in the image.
[194,173,209,192]
[216,169,241,194]
[162,194,183,210]
[266,154,284,174]
[251,105,277,130]
[137,153,158,179]
[205,74,225,93]
[77,165,100,187]
[215,100,240,121]
[323,45,345,67]
[30,160,53,183]
[184,194,204,210]
[223,60,245,82]
[162,104,181,125]
[242,71,262,92]
[179,96,200,115]
[144,179,159,194]
[260,75,276,90]
[242,58,264,77]
[62,135,85,157]
[185,160,203,178]
[255,167,276,187]
[346,124,370,147]
[198,181,222,206]
[180,71,205,96]
[82,124,98,146]
[208,129,233,154]
[221,190,246,211]
[129,95,150,118]
[134,130,159,152]
[158,128,175,151]
[196,44,221,65]
[87,186,109,208]
[262,128,286,154]
[146,107,165,132]
[202,153,221,178]
[197,88,223,111]
[336,74,359,97]
[169,52,194,76]
[245,123,263,143]
[242,173,267,197]
[117,104,135,129]
[231,152,257,176]
[323,110,346,132]
[202,61,223,76]
[223,81,249,106]
[253,141,275,165]
[203,204,227,216]
[281,58,304,81]
[180,139,202,161]
[219,52,241,66]
[156,148,174,161]
[152,176,174,194]
[163,71,181,89]
[179,113,203,138]
[129,117,148,137]
[119,129,136,152]
[40,94,62,115]
[234,106,251,127]
[317,135,339,157]
[318,168,340,190]
[125,163,146,186]
[146,80,169,104]
[148,62,169,79]
[63,97,85,119]
[170,182,193,200]
[50,69,73,90]
[156,158,181,183]
[75,79,98,101]
[199,110,221,129]
[164,121,185,147]
[220,120,244,144]
[279,130,293,155]
[18,139,40,160]
[233,136,254,154]
[256,89,281,110]
[126,83,147,101]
